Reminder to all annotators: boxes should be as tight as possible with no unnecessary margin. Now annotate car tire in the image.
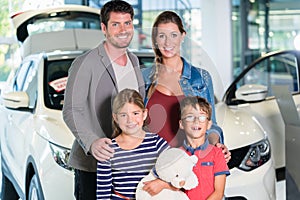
[1,173,19,199]
[28,174,44,200]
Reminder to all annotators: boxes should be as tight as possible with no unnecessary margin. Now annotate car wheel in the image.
[1,173,19,199]
[28,174,44,200]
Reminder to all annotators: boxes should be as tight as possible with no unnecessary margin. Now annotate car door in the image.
[223,50,300,171]
[3,57,38,183]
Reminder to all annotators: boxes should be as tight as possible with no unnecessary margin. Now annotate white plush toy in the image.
[136,148,198,200]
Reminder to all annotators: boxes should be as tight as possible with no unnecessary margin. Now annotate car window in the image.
[44,59,73,110]
[13,60,34,91]
[27,12,100,36]
[237,52,299,96]
[137,56,154,69]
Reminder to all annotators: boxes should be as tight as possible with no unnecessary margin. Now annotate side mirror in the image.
[235,84,268,102]
[1,91,29,109]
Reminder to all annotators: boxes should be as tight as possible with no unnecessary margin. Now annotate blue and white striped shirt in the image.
[96,132,169,200]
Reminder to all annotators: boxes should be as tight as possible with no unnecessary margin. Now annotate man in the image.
[63,1,145,199]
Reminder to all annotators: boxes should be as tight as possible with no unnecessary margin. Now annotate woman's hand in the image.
[216,143,231,163]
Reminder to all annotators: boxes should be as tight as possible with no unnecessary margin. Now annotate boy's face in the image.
[179,104,212,140]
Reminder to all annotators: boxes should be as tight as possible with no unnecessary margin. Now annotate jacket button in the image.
[183,80,187,84]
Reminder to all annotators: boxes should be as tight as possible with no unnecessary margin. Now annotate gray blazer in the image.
[63,41,145,172]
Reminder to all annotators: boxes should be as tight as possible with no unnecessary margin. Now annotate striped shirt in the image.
[96,132,169,200]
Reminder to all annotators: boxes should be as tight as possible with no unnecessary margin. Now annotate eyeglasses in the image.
[182,115,209,123]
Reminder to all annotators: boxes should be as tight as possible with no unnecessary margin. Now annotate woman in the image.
[142,11,224,148]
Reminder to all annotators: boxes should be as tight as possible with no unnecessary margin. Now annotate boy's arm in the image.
[207,174,226,200]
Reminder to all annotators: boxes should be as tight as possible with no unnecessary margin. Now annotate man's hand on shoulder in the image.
[91,138,114,162]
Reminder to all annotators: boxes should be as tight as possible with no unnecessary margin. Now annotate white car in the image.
[222,50,300,191]
[0,5,276,200]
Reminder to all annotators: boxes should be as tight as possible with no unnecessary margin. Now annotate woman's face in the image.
[155,22,185,58]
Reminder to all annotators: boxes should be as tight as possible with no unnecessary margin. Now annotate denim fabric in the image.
[141,57,224,144]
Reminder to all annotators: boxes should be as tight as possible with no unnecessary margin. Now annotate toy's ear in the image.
[190,155,198,165]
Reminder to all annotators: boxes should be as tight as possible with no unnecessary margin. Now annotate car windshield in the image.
[237,52,299,96]
[44,59,73,110]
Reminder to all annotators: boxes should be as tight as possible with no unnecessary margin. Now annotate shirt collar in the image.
[182,139,209,155]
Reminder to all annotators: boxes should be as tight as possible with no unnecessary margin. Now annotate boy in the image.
[179,96,230,200]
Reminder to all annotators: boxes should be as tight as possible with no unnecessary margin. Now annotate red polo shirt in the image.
[181,140,230,200]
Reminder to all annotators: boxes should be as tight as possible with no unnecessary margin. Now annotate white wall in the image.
[200,0,232,99]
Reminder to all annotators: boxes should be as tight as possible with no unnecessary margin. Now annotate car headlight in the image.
[239,138,271,171]
[49,142,73,171]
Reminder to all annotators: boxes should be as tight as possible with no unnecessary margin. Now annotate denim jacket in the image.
[141,57,224,144]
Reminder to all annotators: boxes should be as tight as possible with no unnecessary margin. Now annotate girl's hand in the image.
[142,179,178,196]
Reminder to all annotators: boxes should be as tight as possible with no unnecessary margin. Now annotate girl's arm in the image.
[96,161,113,199]
[142,179,178,196]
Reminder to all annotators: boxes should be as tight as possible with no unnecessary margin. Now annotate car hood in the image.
[216,102,266,149]
[35,109,74,148]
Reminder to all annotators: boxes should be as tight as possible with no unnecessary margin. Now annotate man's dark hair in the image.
[100,0,134,26]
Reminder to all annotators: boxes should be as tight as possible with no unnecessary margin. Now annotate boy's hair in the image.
[100,0,134,27]
[179,96,212,120]
[112,88,145,137]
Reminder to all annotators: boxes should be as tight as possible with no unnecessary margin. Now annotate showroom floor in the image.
[0,175,287,199]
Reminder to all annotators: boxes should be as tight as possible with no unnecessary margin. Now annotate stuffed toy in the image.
[136,148,198,200]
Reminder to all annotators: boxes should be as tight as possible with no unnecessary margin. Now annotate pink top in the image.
[146,89,185,147]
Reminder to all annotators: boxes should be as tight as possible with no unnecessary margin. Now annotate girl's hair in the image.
[148,11,186,98]
[179,96,212,120]
[100,0,134,27]
[112,89,145,138]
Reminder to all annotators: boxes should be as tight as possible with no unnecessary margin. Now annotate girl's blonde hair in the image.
[112,89,145,138]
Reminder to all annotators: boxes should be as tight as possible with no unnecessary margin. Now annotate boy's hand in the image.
[216,143,231,163]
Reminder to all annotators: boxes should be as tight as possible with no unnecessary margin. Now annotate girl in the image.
[96,89,170,199]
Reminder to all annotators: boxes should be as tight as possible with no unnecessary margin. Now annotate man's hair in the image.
[100,0,134,26]
[179,96,212,120]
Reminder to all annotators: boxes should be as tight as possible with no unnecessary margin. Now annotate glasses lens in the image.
[198,115,207,122]
[183,115,208,122]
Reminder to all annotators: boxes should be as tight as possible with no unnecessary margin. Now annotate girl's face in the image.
[179,105,212,140]
[113,102,147,136]
[156,22,185,58]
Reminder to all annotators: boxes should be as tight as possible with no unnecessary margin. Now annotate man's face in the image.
[101,12,134,48]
